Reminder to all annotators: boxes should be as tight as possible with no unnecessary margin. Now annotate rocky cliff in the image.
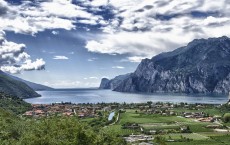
[99,73,131,90]
[102,36,230,94]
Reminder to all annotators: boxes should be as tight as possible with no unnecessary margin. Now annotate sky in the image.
[0,0,230,88]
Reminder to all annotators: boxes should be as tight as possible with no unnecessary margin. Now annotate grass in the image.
[141,123,179,130]
[103,125,140,136]
[167,135,230,145]
[162,133,209,140]
[173,108,223,116]
[118,111,190,125]
[199,132,230,137]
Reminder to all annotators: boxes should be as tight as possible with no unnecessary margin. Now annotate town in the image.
[23,101,230,145]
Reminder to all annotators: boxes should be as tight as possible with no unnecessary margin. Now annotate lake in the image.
[24,89,229,104]
[108,112,115,121]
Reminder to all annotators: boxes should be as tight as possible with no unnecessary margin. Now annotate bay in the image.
[24,89,229,104]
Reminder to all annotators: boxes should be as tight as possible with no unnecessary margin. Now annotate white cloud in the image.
[87,58,97,62]
[85,0,230,61]
[90,0,108,7]
[44,80,81,88]
[52,31,59,35]
[53,56,69,60]
[0,0,106,73]
[89,77,98,79]
[112,66,125,69]
[1,59,45,74]
[0,0,103,35]
[78,19,97,25]
[121,56,146,63]
[0,32,45,74]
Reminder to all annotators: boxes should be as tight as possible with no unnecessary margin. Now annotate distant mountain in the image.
[101,36,230,94]
[8,74,53,91]
[0,70,40,98]
[99,73,131,90]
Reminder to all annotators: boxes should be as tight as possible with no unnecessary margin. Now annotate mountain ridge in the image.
[7,74,53,91]
[0,70,41,98]
[100,36,230,94]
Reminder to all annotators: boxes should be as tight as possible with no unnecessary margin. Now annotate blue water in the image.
[108,112,115,121]
[24,89,229,104]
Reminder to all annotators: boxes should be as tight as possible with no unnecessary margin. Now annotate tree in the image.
[223,113,230,122]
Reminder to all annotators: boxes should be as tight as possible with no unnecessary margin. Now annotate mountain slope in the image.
[8,74,53,91]
[0,71,40,98]
[111,36,230,94]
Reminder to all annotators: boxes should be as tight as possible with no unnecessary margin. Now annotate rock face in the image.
[103,36,230,94]
[99,73,131,90]
[99,78,110,89]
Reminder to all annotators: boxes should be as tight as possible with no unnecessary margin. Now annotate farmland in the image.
[103,102,230,144]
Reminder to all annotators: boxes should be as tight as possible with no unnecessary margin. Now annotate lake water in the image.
[24,89,229,104]
[108,112,115,121]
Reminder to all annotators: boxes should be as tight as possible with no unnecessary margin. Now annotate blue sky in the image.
[0,0,230,88]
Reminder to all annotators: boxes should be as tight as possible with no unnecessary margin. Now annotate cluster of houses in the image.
[182,112,217,122]
[136,102,219,123]
[23,103,110,118]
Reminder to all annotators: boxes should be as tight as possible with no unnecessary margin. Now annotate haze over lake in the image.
[24,89,229,104]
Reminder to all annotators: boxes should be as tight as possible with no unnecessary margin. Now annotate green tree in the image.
[223,113,230,123]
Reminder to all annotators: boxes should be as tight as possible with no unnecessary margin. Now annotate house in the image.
[197,117,214,122]
[24,111,33,116]
[63,112,73,116]
[34,109,45,115]
[149,130,157,134]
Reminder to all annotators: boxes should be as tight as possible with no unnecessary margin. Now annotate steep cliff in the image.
[112,36,230,94]
[99,73,131,90]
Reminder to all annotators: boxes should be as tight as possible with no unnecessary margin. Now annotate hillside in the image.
[0,71,41,98]
[8,74,53,91]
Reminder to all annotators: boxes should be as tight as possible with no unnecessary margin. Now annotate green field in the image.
[167,135,230,145]
[118,110,191,124]
[173,108,223,116]
[103,107,230,144]
[162,133,209,140]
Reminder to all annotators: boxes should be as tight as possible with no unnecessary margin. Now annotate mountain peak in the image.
[105,36,230,94]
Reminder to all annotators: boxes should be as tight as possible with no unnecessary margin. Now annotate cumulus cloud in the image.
[121,56,146,63]
[1,59,45,74]
[53,56,69,60]
[112,66,125,69]
[0,32,45,73]
[84,0,230,62]
[52,31,59,35]
[0,0,107,73]
[0,0,103,35]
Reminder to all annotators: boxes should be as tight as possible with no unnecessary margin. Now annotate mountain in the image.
[7,74,53,91]
[99,73,131,90]
[0,70,41,98]
[102,36,230,94]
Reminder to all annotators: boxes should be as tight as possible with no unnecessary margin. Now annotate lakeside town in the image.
[22,100,230,145]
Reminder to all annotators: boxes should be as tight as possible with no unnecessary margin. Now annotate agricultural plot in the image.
[167,135,230,145]
[118,111,191,124]
[162,133,209,140]
[105,107,230,144]
[103,125,140,136]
